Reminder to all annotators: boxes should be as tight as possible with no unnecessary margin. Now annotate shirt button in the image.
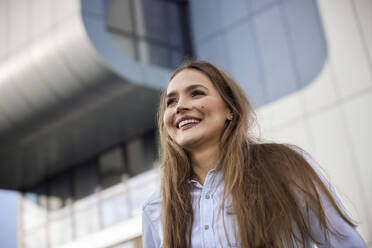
[204,225,209,230]
[205,195,210,199]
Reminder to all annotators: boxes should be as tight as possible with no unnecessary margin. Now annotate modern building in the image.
[0,0,371,247]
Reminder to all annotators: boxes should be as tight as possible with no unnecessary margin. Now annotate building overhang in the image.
[0,0,170,190]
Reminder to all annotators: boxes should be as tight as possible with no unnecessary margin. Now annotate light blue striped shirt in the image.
[142,152,366,247]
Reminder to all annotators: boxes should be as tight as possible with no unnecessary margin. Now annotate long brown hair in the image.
[157,60,355,247]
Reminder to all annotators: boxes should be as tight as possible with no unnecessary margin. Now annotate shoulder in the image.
[142,188,163,246]
[142,188,162,221]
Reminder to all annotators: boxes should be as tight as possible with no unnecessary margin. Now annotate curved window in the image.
[106,0,192,68]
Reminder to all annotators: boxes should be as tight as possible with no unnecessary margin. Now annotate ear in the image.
[227,110,233,121]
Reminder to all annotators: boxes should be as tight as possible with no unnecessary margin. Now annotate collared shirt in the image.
[142,152,366,248]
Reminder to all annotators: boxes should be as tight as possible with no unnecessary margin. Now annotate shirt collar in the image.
[189,168,223,194]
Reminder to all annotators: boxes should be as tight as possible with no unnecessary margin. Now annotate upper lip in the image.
[176,115,201,128]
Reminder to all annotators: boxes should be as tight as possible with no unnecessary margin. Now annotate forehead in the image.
[166,69,214,93]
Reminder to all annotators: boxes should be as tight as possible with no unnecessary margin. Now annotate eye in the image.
[191,90,205,97]
[166,98,176,107]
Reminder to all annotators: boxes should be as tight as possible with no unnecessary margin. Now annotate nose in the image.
[176,98,191,114]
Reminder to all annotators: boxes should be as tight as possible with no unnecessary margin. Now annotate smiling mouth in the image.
[178,119,201,130]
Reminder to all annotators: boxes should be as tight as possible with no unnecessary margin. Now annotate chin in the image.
[175,136,201,150]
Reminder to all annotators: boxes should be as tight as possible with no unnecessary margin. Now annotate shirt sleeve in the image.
[300,151,367,248]
[142,209,161,248]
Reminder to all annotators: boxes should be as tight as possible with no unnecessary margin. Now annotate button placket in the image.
[200,171,216,247]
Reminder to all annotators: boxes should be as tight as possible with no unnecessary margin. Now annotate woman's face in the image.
[163,69,231,151]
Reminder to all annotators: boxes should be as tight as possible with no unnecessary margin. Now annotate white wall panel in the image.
[8,0,28,52]
[317,0,372,99]
[0,0,7,57]
[353,0,372,65]
[307,106,371,241]
[30,0,52,38]
[53,0,80,23]
[255,104,275,139]
[342,90,372,234]
[300,61,338,113]
[268,119,313,153]
[260,92,303,128]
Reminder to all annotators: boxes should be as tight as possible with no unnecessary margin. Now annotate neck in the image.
[189,145,220,185]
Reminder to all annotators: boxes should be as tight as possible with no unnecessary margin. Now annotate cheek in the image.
[163,110,173,131]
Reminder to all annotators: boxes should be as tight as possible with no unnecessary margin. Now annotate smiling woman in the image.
[163,69,232,160]
[142,60,366,248]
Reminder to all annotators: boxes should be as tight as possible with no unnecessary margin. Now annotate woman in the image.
[142,60,366,247]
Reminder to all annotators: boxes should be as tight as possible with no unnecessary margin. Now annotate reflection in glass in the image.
[106,0,133,33]
[141,0,168,43]
[109,33,136,60]
[106,0,191,69]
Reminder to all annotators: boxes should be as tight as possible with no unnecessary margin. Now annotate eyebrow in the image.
[166,84,208,99]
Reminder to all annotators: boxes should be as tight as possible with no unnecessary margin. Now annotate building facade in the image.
[0,0,371,247]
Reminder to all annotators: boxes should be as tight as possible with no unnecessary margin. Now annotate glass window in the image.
[23,186,47,231]
[142,130,157,168]
[165,2,183,48]
[23,227,47,248]
[49,217,73,246]
[101,190,130,227]
[108,32,136,60]
[73,161,98,201]
[138,0,167,42]
[126,137,144,176]
[149,43,171,68]
[106,0,192,69]
[128,169,160,216]
[74,206,100,238]
[48,173,72,220]
[138,40,171,69]
[126,131,157,177]
[106,0,133,33]
[170,49,184,68]
[99,147,125,190]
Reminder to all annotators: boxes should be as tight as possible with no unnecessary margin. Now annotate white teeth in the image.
[178,119,200,128]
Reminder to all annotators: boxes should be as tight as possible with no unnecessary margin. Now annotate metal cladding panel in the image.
[0,1,7,58]
[0,0,172,190]
[8,0,28,52]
